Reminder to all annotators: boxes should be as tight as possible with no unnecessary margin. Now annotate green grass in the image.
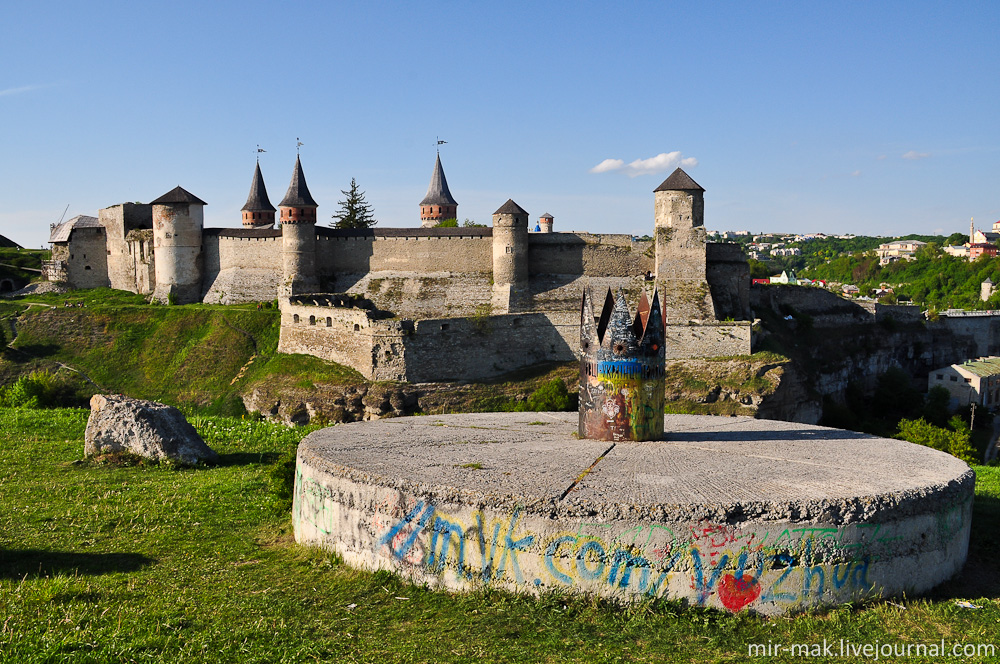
[0,290,365,415]
[2,407,1000,662]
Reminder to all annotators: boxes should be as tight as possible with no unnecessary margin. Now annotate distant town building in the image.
[876,240,927,265]
[771,270,798,285]
[969,243,998,261]
[943,244,970,259]
[842,284,860,295]
[928,357,1000,410]
[771,247,802,257]
[972,229,1000,245]
[982,278,994,302]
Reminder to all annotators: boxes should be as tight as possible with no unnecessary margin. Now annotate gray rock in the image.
[84,394,218,464]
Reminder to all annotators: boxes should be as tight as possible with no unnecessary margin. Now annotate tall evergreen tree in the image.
[331,178,377,229]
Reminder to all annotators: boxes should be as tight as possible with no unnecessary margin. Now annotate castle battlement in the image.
[49,161,752,381]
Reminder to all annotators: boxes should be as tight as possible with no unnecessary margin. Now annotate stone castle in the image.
[46,155,752,382]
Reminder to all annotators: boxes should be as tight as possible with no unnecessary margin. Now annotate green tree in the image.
[331,178,377,229]
[748,259,771,280]
[945,232,969,246]
[895,417,977,464]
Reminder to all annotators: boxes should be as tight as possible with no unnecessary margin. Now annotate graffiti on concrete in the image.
[294,471,970,613]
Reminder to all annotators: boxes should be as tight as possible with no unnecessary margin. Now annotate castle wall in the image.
[527,234,654,312]
[333,272,493,319]
[706,243,751,320]
[664,322,753,360]
[202,230,283,303]
[277,296,752,383]
[403,312,576,382]
[124,230,155,294]
[527,233,649,276]
[317,229,494,318]
[65,227,110,289]
[932,314,1000,358]
[317,231,492,275]
[100,203,152,292]
[276,299,408,381]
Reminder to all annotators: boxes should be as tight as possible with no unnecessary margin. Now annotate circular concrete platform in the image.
[293,413,974,615]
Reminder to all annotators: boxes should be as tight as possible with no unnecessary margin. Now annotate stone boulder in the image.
[84,394,219,464]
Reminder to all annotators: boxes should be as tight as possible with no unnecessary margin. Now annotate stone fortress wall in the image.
[49,162,753,382]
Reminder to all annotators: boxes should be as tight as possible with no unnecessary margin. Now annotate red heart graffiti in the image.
[717,574,761,612]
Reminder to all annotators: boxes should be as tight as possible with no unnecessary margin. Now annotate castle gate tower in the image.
[150,186,206,304]
[419,152,458,228]
[242,162,277,228]
[653,168,715,322]
[279,156,319,295]
[491,198,530,313]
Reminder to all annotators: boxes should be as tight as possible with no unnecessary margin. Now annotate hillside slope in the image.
[1,290,791,423]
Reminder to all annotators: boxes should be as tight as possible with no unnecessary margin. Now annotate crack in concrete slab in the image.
[559,443,616,501]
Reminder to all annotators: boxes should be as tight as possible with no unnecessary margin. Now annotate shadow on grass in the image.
[214,452,280,467]
[928,494,1000,600]
[0,550,154,579]
[10,343,60,358]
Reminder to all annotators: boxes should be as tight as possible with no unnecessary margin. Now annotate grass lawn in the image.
[2,407,1000,663]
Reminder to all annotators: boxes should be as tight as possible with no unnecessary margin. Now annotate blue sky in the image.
[2,1,997,248]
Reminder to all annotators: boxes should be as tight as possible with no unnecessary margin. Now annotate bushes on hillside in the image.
[0,370,85,409]
[523,378,575,411]
[0,371,60,408]
[895,416,977,464]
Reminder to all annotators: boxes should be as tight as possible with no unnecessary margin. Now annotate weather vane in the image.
[436,137,447,154]
[297,138,304,154]
[256,144,266,162]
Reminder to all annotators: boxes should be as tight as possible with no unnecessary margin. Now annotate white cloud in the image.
[851,170,862,177]
[589,158,625,174]
[902,150,930,160]
[877,155,887,160]
[590,151,697,177]
[0,84,43,97]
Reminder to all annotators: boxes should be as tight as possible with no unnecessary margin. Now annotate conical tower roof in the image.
[150,186,207,206]
[242,162,276,212]
[419,153,458,206]
[654,168,704,192]
[279,156,318,208]
[494,199,528,215]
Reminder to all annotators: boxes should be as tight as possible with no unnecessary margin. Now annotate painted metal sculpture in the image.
[579,288,666,441]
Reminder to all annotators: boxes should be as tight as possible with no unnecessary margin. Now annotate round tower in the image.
[491,199,530,313]
[242,162,276,228]
[652,168,714,322]
[419,152,458,227]
[279,156,319,295]
[150,186,205,304]
[538,212,554,233]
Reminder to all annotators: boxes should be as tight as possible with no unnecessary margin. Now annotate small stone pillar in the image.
[579,288,665,441]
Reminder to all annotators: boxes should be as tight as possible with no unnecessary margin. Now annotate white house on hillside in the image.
[928,357,1000,409]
